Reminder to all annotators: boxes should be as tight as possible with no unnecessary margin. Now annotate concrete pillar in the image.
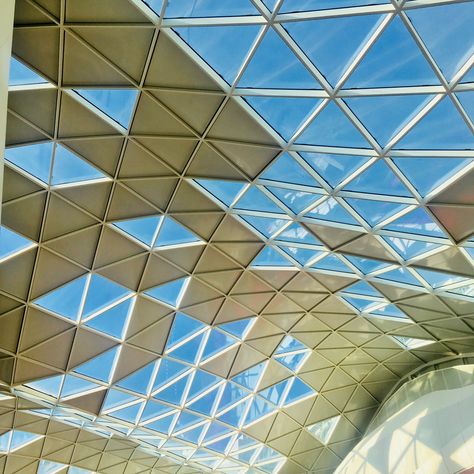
[0,0,16,221]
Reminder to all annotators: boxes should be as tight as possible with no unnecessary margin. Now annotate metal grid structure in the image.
[0,0,473,472]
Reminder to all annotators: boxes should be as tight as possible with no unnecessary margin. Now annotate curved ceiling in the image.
[1,0,473,472]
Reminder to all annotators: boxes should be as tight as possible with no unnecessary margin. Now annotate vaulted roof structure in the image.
[1,0,473,472]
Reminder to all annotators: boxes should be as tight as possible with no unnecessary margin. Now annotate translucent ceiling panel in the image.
[246,96,320,140]
[395,97,474,150]
[407,2,474,81]
[382,235,441,260]
[51,144,106,185]
[284,13,382,86]
[235,187,285,214]
[145,277,190,308]
[155,217,202,247]
[113,216,161,247]
[5,142,53,184]
[383,208,445,238]
[195,179,246,207]
[260,153,320,187]
[343,160,411,197]
[174,26,260,84]
[0,226,34,261]
[345,95,432,146]
[267,186,321,213]
[251,246,294,267]
[345,17,439,88]
[9,57,46,86]
[241,215,288,238]
[275,222,322,245]
[75,89,138,128]
[456,92,474,123]
[238,28,320,89]
[345,198,407,227]
[296,102,370,148]
[392,157,472,197]
[306,197,360,226]
[300,152,370,188]
[307,415,340,444]
[164,0,258,18]
[280,0,387,12]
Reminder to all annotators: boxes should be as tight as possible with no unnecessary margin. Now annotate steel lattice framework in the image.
[0,0,473,472]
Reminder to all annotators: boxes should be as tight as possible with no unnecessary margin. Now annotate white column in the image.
[0,0,16,222]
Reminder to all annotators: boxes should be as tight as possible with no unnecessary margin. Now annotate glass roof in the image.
[3,1,474,472]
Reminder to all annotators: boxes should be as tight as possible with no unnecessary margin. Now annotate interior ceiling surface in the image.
[0,0,473,472]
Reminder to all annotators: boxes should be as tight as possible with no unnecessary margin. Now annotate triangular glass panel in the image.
[155,217,202,247]
[311,254,353,273]
[153,358,190,392]
[9,431,42,451]
[395,97,474,150]
[195,179,246,207]
[168,332,205,364]
[307,415,340,444]
[102,388,139,412]
[230,432,258,452]
[241,215,288,238]
[51,145,106,186]
[82,274,130,318]
[166,313,206,349]
[34,275,88,321]
[219,318,254,340]
[285,13,383,85]
[384,207,445,238]
[187,370,221,400]
[201,329,237,361]
[306,197,359,225]
[232,362,266,391]
[140,400,174,423]
[275,222,322,245]
[175,424,206,444]
[392,335,433,350]
[259,379,289,406]
[407,2,474,80]
[145,413,177,434]
[345,255,390,274]
[345,197,407,226]
[174,25,260,84]
[416,268,467,289]
[346,17,439,88]
[275,335,307,354]
[116,362,155,395]
[344,160,411,197]
[281,0,388,12]
[145,277,189,308]
[457,92,474,123]
[274,352,308,372]
[233,447,258,463]
[204,421,233,442]
[375,267,421,286]
[75,89,138,128]
[244,396,275,425]
[154,374,190,406]
[280,245,323,266]
[0,226,34,261]
[251,246,293,267]
[60,375,100,398]
[342,295,379,312]
[84,297,132,339]
[261,153,320,187]
[246,96,320,140]
[235,186,285,214]
[340,280,381,298]
[25,375,63,398]
[370,304,409,320]
[218,382,251,412]
[73,346,119,383]
[392,157,472,197]
[109,402,142,423]
[173,411,206,433]
[187,386,220,416]
[164,0,258,18]
[38,460,66,474]
[113,215,161,247]
[5,142,53,184]
[239,28,320,89]
[205,434,233,454]
[296,101,370,148]
[9,57,46,86]
[346,95,432,146]
[382,235,441,260]
[218,401,249,426]
[300,152,369,188]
